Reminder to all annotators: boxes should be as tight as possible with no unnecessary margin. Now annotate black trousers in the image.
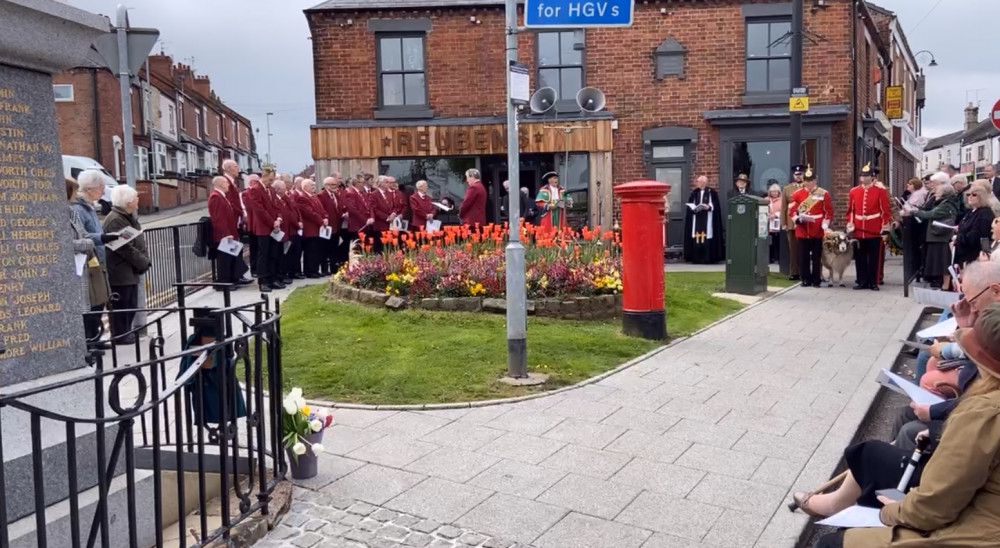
[214,250,248,285]
[303,237,323,276]
[255,235,279,286]
[323,235,341,274]
[769,233,780,263]
[854,237,881,287]
[798,238,823,285]
[83,303,105,341]
[110,284,138,339]
[282,236,303,279]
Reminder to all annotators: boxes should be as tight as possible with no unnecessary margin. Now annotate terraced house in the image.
[54,54,260,213]
[305,0,925,247]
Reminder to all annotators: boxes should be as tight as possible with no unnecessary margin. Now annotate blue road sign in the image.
[524,0,634,28]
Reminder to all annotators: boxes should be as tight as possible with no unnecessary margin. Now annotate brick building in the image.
[305,0,923,246]
[54,55,260,213]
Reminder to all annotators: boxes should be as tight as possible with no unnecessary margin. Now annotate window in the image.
[554,153,590,229]
[153,142,167,176]
[175,149,186,174]
[378,157,477,203]
[231,120,237,142]
[732,139,818,195]
[187,145,197,173]
[965,148,972,163]
[167,104,176,134]
[53,84,74,102]
[537,31,585,104]
[199,149,209,171]
[178,100,185,130]
[377,34,427,108]
[194,108,201,138]
[745,20,791,93]
[979,145,987,161]
[135,146,149,180]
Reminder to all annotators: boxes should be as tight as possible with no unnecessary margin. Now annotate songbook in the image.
[74,253,87,276]
[916,317,957,339]
[318,226,333,240]
[425,220,442,233]
[877,369,945,405]
[932,221,958,231]
[217,238,243,257]
[432,202,453,212]
[817,505,884,528]
[105,226,142,252]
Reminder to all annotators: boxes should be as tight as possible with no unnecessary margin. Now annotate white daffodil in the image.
[310,419,323,432]
[282,398,297,415]
[311,443,325,454]
[292,442,306,455]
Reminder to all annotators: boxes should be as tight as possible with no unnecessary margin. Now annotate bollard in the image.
[614,181,670,340]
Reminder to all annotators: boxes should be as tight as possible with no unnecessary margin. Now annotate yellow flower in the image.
[301,405,310,416]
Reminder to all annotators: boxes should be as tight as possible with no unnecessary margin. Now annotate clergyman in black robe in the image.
[683,176,724,264]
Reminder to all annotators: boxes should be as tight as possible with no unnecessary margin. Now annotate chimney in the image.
[965,102,979,132]
[147,54,173,79]
[192,75,211,98]
[174,63,194,91]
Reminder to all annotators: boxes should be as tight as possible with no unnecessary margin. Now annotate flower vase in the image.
[286,431,323,480]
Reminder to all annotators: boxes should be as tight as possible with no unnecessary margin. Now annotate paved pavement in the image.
[256,259,923,548]
[141,201,208,229]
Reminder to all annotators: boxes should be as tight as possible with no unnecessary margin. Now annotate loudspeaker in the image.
[529,87,557,114]
[576,87,606,112]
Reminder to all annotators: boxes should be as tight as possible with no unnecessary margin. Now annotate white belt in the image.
[853,213,880,221]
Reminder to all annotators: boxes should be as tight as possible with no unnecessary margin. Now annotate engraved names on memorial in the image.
[0,65,85,384]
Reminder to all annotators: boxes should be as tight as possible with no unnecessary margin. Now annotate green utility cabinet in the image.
[725,194,769,295]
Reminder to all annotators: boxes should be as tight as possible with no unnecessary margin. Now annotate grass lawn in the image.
[279,271,795,404]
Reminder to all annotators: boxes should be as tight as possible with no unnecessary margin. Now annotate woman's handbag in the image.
[85,255,111,307]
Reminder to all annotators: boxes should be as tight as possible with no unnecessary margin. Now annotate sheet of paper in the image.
[391,217,404,231]
[318,226,332,240]
[817,505,884,528]
[916,317,957,339]
[271,229,285,242]
[74,253,87,276]
[217,239,243,257]
[432,202,452,212]
[876,370,911,398]
[425,220,442,233]
[932,220,958,230]
[686,203,698,211]
[913,287,961,309]
[880,369,945,405]
[105,226,142,251]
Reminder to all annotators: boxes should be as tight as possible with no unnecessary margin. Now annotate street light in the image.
[265,112,274,166]
[914,50,938,68]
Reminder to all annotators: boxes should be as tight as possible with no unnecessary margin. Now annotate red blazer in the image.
[243,183,279,237]
[317,190,342,235]
[409,192,435,230]
[225,177,243,225]
[460,181,487,226]
[789,186,835,239]
[343,187,372,233]
[295,192,327,238]
[391,190,408,218]
[208,190,238,243]
[368,189,395,232]
[278,194,301,242]
[846,184,891,239]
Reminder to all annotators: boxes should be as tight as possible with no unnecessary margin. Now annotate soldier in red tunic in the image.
[788,167,834,287]
[846,163,891,291]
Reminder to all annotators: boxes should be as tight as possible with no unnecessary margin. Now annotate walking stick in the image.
[875,435,932,502]
[787,470,849,512]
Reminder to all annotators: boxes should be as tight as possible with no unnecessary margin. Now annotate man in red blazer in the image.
[242,170,283,292]
[342,175,374,255]
[389,177,409,224]
[409,180,435,231]
[208,176,250,288]
[222,159,245,226]
[319,175,344,274]
[295,179,330,278]
[367,175,398,253]
[460,168,487,227]
[273,180,303,284]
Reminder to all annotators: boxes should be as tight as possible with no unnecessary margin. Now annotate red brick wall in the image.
[309,0,866,212]
[54,68,124,173]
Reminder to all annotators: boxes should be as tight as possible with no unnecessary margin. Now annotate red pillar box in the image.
[614,181,670,340]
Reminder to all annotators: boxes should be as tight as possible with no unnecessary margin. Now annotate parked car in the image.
[62,155,117,214]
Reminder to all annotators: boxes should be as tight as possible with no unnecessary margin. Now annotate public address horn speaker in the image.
[576,87,606,112]
[529,87,557,114]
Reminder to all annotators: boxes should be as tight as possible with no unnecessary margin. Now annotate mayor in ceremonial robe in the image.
[683,175,724,264]
[536,172,570,231]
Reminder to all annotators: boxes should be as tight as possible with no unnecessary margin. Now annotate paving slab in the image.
[263,261,921,548]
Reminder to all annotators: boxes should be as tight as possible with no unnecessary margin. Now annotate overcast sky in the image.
[67,0,998,172]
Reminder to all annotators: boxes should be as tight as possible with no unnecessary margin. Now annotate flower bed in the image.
[335,223,623,302]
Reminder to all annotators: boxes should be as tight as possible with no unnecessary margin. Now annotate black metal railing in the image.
[0,283,286,548]
[143,222,220,309]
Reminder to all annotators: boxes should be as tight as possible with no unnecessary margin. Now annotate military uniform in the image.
[781,165,806,279]
[846,163,891,290]
[788,168,834,287]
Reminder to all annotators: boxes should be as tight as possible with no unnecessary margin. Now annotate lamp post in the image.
[914,50,938,68]
[265,112,273,165]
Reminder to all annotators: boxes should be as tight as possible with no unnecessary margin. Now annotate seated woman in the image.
[810,303,1000,548]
